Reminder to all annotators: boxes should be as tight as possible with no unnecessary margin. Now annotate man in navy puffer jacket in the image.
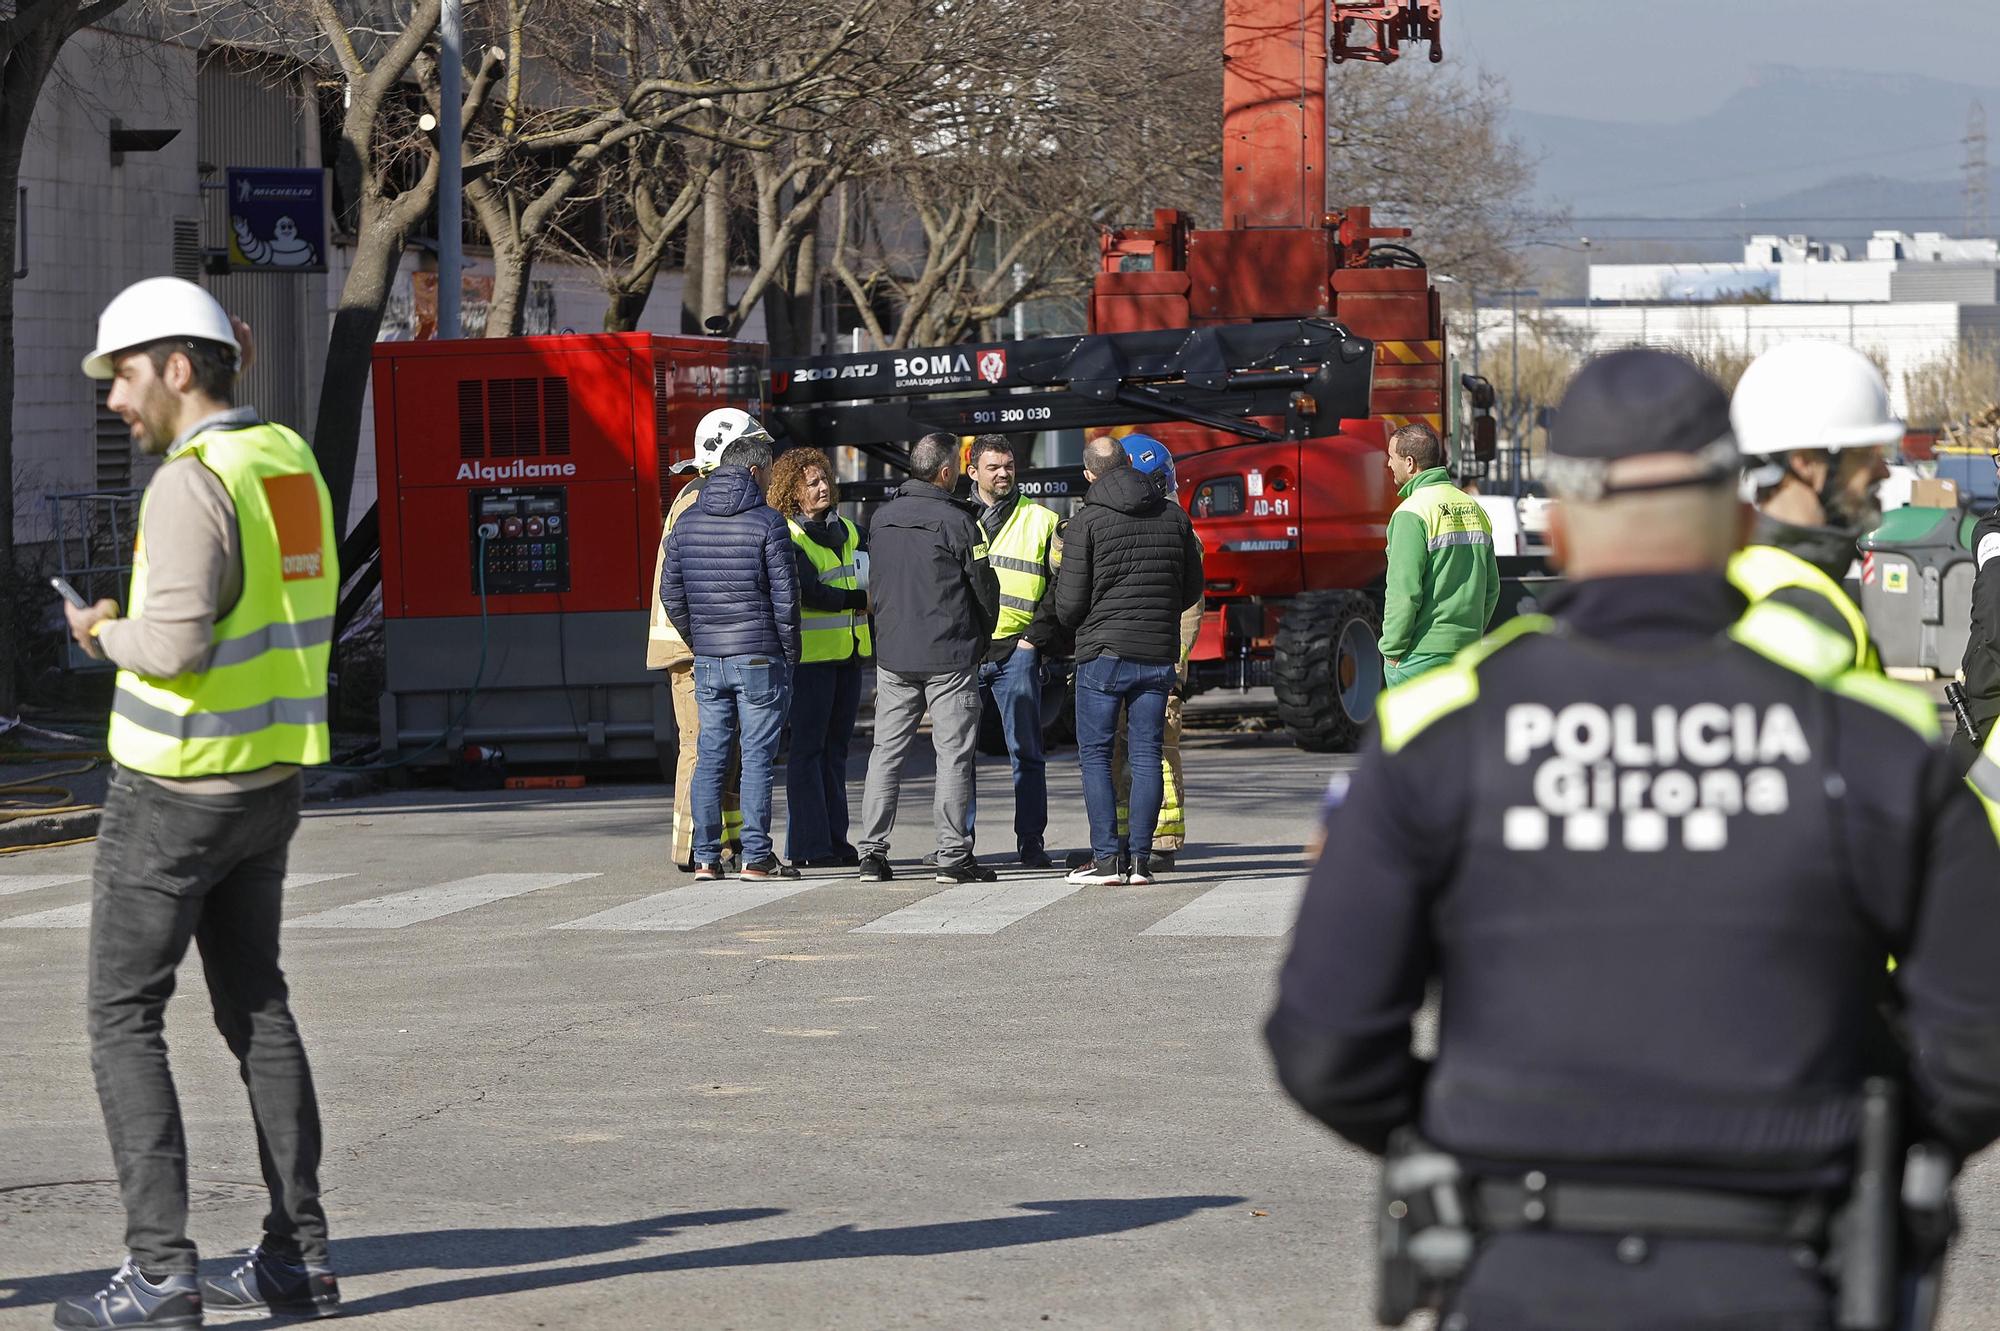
[662,436,802,880]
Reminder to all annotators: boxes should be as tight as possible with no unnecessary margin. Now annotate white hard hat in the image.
[673,406,772,475]
[83,277,240,380]
[1731,340,1904,461]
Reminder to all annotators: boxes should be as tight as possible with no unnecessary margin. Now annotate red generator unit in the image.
[370,332,765,770]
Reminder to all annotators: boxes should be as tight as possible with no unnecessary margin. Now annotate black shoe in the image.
[53,1260,202,1329]
[1064,850,1093,871]
[934,859,998,884]
[1126,858,1158,886]
[740,857,801,881]
[693,862,725,882]
[829,847,862,866]
[857,855,894,881]
[1146,851,1175,873]
[1018,848,1054,870]
[1066,859,1124,886]
[200,1245,339,1318]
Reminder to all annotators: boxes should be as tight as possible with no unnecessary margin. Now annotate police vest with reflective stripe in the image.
[989,498,1060,637]
[1727,544,1877,672]
[109,422,339,777]
[789,516,871,664]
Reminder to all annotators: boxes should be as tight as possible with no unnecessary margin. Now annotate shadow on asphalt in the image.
[0,1196,1244,1319]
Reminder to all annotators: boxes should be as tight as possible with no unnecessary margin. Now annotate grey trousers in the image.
[858,666,980,865]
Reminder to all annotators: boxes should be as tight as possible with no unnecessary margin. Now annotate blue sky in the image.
[1445,0,2000,122]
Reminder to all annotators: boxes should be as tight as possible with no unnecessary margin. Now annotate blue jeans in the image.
[1074,654,1175,866]
[785,659,862,863]
[693,654,791,865]
[975,646,1048,856]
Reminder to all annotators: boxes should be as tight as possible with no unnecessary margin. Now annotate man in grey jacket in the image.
[855,432,1001,884]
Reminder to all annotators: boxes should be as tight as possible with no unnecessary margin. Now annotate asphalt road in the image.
[2,731,1996,1329]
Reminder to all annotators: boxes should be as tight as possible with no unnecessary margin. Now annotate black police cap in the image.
[1550,349,1733,463]
[1545,349,1737,498]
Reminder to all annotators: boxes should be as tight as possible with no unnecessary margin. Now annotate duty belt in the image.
[1473,1174,1833,1245]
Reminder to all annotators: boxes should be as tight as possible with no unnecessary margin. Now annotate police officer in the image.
[1266,349,2000,1330]
[647,407,750,870]
[58,279,342,1326]
[967,434,1061,867]
[1729,340,1899,670]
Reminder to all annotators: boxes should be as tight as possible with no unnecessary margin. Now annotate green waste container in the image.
[1855,506,1973,675]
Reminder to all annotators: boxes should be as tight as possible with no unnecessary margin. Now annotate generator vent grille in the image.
[541,377,571,455]
[456,374,576,460]
[652,359,676,499]
[488,377,541,457]
[457,380,484,458]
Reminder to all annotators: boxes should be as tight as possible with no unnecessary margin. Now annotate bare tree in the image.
[0,0,136,714]
[1904,338,2000,430]
[303,0,510,531]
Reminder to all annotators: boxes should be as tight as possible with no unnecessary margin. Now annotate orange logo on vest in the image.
[262,472,325,581]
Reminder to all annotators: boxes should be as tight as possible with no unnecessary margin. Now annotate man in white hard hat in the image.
[56,277,341,1326]
[646,407,760,869]
[1729,340,1900,669]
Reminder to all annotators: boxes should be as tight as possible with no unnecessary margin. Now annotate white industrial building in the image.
[8,21,753,548]
[1462,299,2000,421]
[1588,231,2000,305]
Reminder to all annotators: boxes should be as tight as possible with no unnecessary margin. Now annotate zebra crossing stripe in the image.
[552,878,834,932]
[853,877,1080,935]
[0,873,355,930]
[1141,877,1304,938]
[0,874,86,899]
[291,872,595,929]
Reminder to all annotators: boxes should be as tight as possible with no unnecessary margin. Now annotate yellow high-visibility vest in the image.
[108,421,338,777]
[989,498,1060,637]
[1728,544,1878,672]
[790,516,871,664]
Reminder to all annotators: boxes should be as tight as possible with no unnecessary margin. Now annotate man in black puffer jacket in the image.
[662,436,801,882]
[1054,436,1203,886]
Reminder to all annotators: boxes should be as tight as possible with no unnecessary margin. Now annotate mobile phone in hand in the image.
[50,576,89,609]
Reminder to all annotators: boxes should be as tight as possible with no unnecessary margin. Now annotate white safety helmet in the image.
[1731,340,1903,496]
[83,277,240,380]
[673,406,772,475]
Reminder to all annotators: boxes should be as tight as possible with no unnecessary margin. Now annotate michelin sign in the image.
[226,168,328,273]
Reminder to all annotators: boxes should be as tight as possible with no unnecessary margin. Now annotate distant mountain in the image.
[1513,64,1999,226]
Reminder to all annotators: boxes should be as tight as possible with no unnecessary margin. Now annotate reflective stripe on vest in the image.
[1728,544,1876,672]
[1395,479,1493,554]
[108,422,338,777]
[790,516,872,664]
[990,499,1060,637]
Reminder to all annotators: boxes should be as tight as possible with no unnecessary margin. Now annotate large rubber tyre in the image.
[1272,589,1383,753]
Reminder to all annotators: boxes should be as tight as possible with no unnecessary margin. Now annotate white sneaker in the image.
[1066,860,1123,886]
[1125,858,1156,886]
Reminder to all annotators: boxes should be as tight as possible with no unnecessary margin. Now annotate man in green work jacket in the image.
[1378,422,1500,687]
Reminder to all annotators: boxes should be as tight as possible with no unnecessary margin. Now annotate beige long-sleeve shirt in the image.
[96,407,298,791]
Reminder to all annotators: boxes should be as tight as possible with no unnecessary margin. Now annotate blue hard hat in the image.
[1120,433,1176,497]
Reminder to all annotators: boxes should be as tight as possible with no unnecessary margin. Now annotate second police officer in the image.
[1267,349,2000,1330]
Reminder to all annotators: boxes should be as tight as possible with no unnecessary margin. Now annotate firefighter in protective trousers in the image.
[647,407,749,869]
[1266,349,2000,1330]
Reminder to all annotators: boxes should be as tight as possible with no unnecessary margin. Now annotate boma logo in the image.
[455,460,578,482]
[894,352,973,379]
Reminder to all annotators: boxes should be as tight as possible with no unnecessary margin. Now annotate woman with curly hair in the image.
[768,447,871,867]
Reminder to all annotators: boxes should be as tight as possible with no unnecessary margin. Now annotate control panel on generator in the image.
[470,489,570,594]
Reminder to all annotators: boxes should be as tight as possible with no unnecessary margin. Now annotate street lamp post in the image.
[1494,287,1539,498]
[438,0,463,339]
